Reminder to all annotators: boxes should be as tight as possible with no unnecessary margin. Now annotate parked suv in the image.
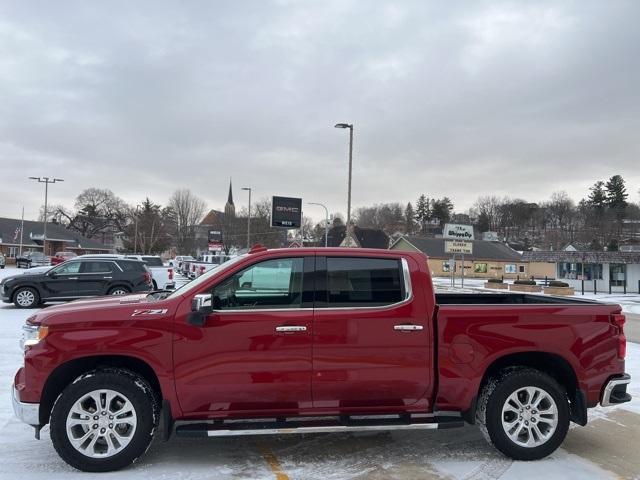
[15,251,50,268]
[1,257,153,308]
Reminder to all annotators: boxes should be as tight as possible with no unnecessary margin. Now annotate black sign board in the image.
[208,230,222,243]
[271,196,302,228]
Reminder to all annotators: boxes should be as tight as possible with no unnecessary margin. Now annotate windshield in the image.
[165,254,247,299]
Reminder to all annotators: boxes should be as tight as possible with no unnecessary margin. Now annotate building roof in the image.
[200,210,224,226]
[327,225,389,249]
[522,250,640,264]
[0,217,110,250]
[391,236,523,262]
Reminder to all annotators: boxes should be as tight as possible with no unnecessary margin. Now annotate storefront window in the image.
[504,264,517,274]
[558,263,603,280]
[609,264,626,287]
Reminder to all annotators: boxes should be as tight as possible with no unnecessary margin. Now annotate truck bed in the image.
[435,292,605,305]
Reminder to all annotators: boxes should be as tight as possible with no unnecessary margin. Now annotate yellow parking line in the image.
[255,440,289,480]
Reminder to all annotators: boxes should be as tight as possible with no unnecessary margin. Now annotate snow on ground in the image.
[1,267,639,479]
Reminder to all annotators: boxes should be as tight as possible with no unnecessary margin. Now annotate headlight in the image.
[20,324,49,350]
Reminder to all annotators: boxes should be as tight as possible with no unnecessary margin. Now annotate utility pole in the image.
[241,187,252,249]
[19,206,25,255]
[334,123,354,243]
[29,176,64,256]
[308,202,329,247]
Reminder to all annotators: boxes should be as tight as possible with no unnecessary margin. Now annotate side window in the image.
[53,262,81,274]
[81,261,115,274]
[211,258,304,310]
[324,257,404,307]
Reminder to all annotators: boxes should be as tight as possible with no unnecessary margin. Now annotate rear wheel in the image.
[13,287,39,308]
[108,287,130,296]
[476,368,569,460]
[50,369,159,472]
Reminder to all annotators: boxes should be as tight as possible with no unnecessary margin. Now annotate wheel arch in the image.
[40,355,163,425]
[464,351,585,425]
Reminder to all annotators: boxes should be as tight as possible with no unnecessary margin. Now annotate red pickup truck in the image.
[12,247,631,472]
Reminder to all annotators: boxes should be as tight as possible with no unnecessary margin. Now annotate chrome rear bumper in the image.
[601,374,631,407]
[12,385,40,426]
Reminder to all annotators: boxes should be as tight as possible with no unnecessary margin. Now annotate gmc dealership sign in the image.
[271,196,302,228]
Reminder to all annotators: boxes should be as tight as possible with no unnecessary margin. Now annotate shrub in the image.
[548,280,569,288]
[487,278,503,283]
[514,280,537,285]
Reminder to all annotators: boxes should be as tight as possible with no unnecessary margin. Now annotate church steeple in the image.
[224,178,235,218]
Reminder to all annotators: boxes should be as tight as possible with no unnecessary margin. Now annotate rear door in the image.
[77,260,118,296]
[312,255,432,410]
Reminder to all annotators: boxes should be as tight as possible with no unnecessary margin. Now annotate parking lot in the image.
[1,267,639,479]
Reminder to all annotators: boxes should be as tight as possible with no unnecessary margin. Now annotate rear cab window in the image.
[317,256,406,308]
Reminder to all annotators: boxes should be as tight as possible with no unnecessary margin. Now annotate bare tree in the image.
[168,189,207,254]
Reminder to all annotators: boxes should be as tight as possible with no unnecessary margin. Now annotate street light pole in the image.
[308,202,329,247]
[241,187,252,249]
[29,176,64,256]
[334,123,354,243]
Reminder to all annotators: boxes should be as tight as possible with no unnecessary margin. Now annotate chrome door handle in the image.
[394,324,423,331]
[275,325,307,332]
[67,277,79,280]
[103,276,112,279]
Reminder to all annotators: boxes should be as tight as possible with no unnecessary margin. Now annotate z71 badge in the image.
[131,308,168,316]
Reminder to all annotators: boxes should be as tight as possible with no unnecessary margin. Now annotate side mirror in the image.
[49,271,58,278]
[188,293,213,327]
[191,293,212,312]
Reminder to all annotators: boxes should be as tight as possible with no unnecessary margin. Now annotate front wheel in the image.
[50,369,159,472]
[13,287,39,308]
[476,368,569,460]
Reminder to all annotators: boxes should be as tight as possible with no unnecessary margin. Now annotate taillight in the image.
[611,314,626,359]
[192,265,196,272]
[143,271,152,285]
[168,268,174,280]
[199,266,205,276]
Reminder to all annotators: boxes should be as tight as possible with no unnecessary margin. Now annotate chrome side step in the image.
[175,414,465,438]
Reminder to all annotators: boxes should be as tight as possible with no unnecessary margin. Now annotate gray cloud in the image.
[1,0,639,222]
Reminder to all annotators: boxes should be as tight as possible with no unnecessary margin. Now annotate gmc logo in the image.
[276,206,300,213]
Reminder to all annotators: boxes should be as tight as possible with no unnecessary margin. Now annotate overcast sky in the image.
[1,0,639,222]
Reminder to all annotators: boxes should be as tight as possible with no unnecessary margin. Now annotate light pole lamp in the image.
[308,202,329,247]
[29,176,64,256]
[334,123,354,243]
[241,187,252,249]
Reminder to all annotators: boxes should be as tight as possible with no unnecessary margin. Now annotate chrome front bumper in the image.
[601,374,632,407]
[12,385,40,426]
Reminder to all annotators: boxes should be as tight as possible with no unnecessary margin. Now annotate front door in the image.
[312,255,432,411]
[173,256,314,416]
[42,261,81,299]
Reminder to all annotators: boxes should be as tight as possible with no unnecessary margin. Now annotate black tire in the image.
[50,369,159,472]
[108,286,130,296]
[13,286,40,308]
[476,368,569,461]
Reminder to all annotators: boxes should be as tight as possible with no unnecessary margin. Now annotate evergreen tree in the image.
[404,202,415,234]
[415,195,430,233]
[431,197,454,226]
[605,175,628,211]
[588,180,607,212]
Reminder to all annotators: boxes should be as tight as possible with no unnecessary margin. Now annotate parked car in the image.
[0,252,5,269]
[11,247,631,471]
[15,251,50,268]
[125,255,175,290]
[50,251,78,265]
[185,253,234,279]
[1,257,153,308]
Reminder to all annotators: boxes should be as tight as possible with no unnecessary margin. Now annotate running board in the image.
[175,414,465,438]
